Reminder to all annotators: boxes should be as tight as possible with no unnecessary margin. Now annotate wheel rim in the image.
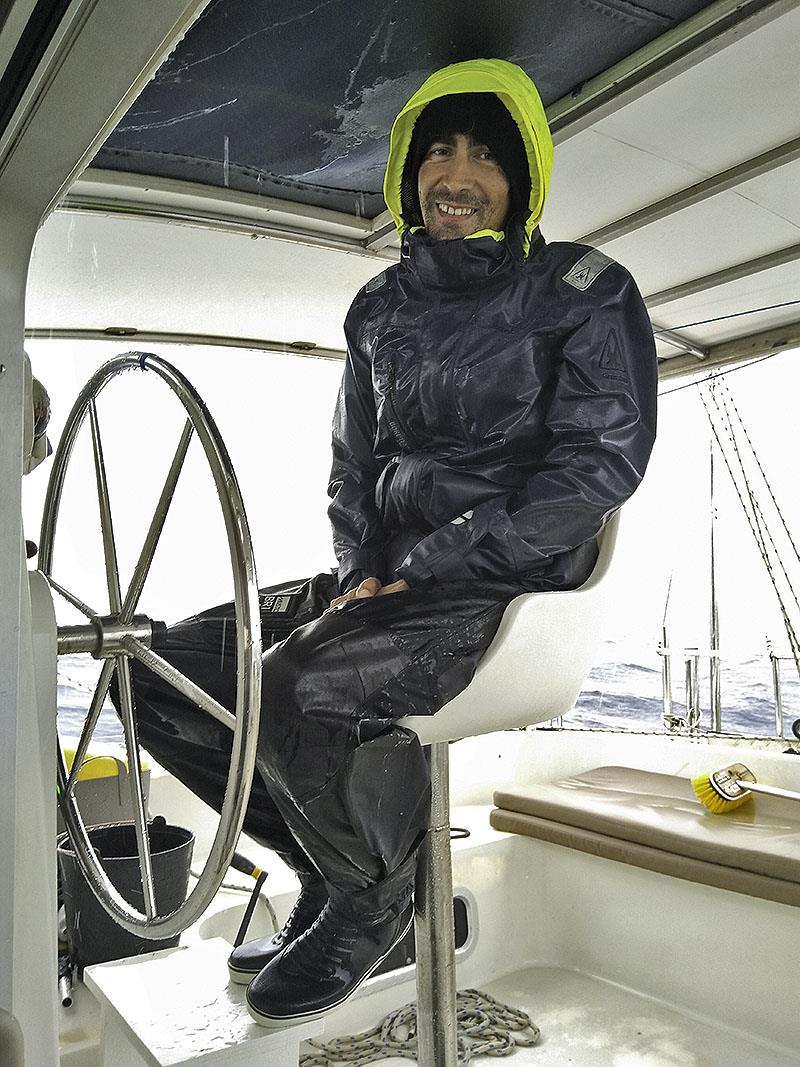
[40,352,261,938]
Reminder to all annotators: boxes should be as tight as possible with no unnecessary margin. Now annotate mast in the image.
[709,437,722,731]
[661,573,673,726]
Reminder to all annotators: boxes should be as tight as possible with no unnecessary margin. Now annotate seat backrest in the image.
[397,510,622,745]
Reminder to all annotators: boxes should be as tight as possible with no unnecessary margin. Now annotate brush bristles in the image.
[691,774,754,814]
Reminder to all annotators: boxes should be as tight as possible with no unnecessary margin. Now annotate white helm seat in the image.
[398,508,621,745]
[397,509,622,1067]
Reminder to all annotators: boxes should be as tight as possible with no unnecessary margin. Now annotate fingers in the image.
[324,592,351,613]
[354,577,382,599]
[325,577,382,613]
[376,579,410,596]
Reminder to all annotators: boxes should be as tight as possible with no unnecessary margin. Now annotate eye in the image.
[424,144,451,159]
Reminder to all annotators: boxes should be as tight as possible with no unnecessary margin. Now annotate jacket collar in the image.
[401,227,544,290]
[401,229,513,290]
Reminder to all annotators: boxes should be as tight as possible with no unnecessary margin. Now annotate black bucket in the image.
[57,819,194,969]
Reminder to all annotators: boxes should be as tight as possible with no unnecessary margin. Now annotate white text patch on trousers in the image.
[562,249,615,291]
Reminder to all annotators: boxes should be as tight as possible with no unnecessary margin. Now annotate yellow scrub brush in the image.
[692,762,800,813]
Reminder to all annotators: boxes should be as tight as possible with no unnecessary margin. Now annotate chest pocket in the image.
[453,329,552,448]
[370,327,423,452]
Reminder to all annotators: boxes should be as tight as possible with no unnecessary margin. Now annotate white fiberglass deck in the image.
[323,966,800,1067]
[60,731,800,1066]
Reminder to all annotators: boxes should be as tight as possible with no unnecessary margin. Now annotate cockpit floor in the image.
[312,965,798,1067]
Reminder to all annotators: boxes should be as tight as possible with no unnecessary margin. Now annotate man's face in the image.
[417,132,511,241]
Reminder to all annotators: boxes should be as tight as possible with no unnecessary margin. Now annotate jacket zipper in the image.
[385,363,412,452]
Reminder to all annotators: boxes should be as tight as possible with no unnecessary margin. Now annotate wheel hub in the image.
[56,615,165,658]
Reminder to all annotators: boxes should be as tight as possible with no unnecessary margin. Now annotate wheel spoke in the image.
[65,657,116,797]
[89,398,123,614]
[116,656,158,919]
[123,635,236,732]
[121,420,193,621]
[67,421,194,794]
[48,577,98,620]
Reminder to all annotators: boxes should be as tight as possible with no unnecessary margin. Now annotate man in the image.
[128,58,657,1030]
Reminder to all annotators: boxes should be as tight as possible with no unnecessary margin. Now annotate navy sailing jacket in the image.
[328,59,657,595]
[328,228,657,594]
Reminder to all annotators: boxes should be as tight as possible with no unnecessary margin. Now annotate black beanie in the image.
[400,92,531,232]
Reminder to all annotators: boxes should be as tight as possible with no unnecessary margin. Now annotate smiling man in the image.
[409,91,527,242]
[418,128,510,236]
[124,60,657,1034]
[233,59,658,1031]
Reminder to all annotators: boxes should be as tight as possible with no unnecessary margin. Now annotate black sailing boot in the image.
[227,879,328,985]
[246,892,414,1027]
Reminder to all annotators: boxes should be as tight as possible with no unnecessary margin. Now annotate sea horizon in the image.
[57,638,799,746]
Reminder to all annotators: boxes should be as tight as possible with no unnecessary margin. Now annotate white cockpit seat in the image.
[396,513,623,1064]
[491,765,800,908]
[398,509,621,745]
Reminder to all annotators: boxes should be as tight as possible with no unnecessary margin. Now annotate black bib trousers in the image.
[125,573,516,920]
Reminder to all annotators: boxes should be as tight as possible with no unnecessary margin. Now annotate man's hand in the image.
[326,576,410,613]
[326,576,382,612]
[376,579,409,596]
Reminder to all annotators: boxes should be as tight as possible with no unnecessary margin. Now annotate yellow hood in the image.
[383,59,553,255]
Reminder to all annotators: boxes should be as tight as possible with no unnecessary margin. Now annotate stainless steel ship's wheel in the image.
[39,352,261,939]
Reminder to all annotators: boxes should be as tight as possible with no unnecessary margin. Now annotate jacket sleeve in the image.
[396,267,658,587]
[327,301,387,593]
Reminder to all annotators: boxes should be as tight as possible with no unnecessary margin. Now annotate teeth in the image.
[437,203,475,217]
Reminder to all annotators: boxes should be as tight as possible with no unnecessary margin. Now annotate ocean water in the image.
[571,645,799,737]
[57,640,800,748]
[57,655,124,745]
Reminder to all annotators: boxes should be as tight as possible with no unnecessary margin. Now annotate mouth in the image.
[435,202,478,219]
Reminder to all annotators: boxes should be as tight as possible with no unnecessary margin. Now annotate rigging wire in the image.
[714,384,800,675]
[652,298,800,335]
[661,571,673,629]
[699,384,800,682]
[712,381,800,623]
[660,351,777,397]
[718,375,800,572]
[714,382,800,623]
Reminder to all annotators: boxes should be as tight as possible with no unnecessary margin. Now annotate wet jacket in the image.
[328,60,657,594]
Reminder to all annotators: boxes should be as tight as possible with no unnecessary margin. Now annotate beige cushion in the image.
[491,765,800,907]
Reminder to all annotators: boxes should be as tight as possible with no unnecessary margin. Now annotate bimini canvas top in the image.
[92,0,715,218]
[9,0,800,379]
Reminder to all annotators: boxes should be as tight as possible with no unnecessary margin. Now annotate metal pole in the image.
[685,653,701,729]
[710,442,722,732]
[661,627,673,722]
[771,650,784,736]
[661,572,674,727]
[414,742,458,1067]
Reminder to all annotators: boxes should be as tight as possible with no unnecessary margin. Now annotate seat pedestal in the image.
[414,741,458,1067]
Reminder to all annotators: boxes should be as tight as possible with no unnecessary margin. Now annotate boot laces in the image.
[279,884,326,944]
[288,903,361,979]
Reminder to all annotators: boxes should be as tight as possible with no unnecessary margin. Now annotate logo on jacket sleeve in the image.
[598,328,628,383]
[562,249,615,291]
[365,270,388,293]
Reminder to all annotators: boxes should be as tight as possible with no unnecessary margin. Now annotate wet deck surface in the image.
[305,965,800,1067]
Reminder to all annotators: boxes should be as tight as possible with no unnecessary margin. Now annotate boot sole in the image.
[228,962,261,985]
[246,909,414,1029]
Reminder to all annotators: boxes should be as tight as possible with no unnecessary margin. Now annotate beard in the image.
[419,186,490,241]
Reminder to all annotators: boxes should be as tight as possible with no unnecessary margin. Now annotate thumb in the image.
[355,576,382,598]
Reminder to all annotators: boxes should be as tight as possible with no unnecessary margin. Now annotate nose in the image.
[440,144,476,192]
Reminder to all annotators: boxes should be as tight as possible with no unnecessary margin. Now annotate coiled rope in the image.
[300,988,540,1065]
